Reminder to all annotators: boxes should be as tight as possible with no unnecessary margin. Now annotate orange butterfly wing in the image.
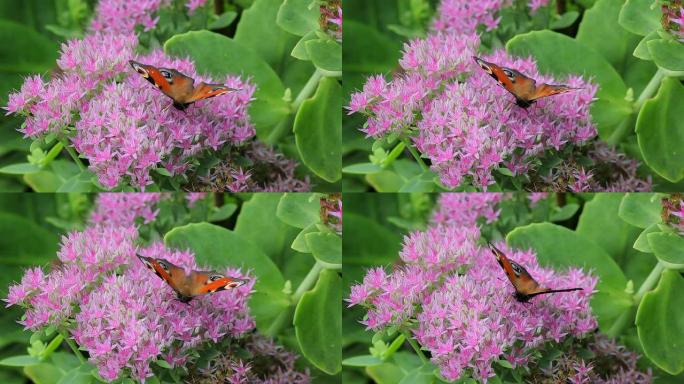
[189,270,247,296]
[185,83,234,105]
[529,83,578,102]
[473,56,579,108]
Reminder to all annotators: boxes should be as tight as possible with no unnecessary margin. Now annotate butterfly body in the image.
[472,56,579,109]
[487,243,582,302]
[129,60,235,110]
[137,254,247,303]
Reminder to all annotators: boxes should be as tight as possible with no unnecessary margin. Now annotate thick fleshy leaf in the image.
[23,363,62,384]
[577,194,639,258]
[633,31,659,60]
[294,77,342,182]
[276,193,320,229]
[277,0,319,36]
[0,356,41,367]
[647,39,684,72]
[633,223,660,253]
[636,269,684,374]
[577,0,640,72]
[618,193,664,229]
[294,269,341,374]
[342,355,384,367]
[0,20,57,73]
[305,232,341,265]
[0,163,41,175]
[636,77,684,182]
[647,232,684,265]
[234,0,299,72]
[164,30,289,139]
[306,39,342,73]
[235,193,302,264]
[618,0,661,36]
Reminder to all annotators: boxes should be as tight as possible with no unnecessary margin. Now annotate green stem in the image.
[265,69,324,145]
[39,142,64,167]
[59,328,86,364]
[400,329,428,364]
[606,68,665,146]
[634,68,665,111]
[401,137,428,171]
[606,261,665,338]
[292,69,324,111]
[265,261,325,337]
[59,137,86,171]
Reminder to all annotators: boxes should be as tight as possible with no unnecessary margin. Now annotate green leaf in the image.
[550,11,579,29]
[343,213,401,265]
[305,232,341,265]
[164,222,285,292]
[633,223,660,253]
[154,167,172,177]
[0,20,58,73]
[24,363,62,384]
[636,77,684,182]
[0,355,41,367]
[276,193,320,229]
[164,30,289,139]
[618,193,663,228]
[506,30,630,139]
[633,31,659,60]
[56,365,93,384]
[647,39,684,72]
[366,362,406,384]
[305,39,342,73]
[0,163,41,174]
[235,193,301,263]
[576,0,640,72]
[208,11,237,30]
[294,269,341,374]
[636,269,684,374]
[291,30,317,60]
[208,204,237,222]
[56,170,95,192]
[291,223,317,253]
[398,171,436,192]
[342,355,384,367]
[577,194,639,256]
[507,223,630,330]
[294,76,341,182]
[235,0,298,72]
[342,20,402,73]
[647,232,684,265]
[0,212,58,264]
[618,0,661,36]
[399,363,436,384]
[277,0,319,36]
[549,203,579,222]
[343,162,383,175]
[155,359,172,369]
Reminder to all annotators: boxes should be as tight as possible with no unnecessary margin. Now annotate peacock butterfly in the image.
[473,56,579,109]
[129,60,236,111]
[137,254,247,303]
[487,243,582,303]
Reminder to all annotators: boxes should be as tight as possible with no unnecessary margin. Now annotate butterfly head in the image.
[129,60,149,78]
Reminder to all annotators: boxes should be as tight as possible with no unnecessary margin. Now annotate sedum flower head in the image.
[74,244,254,381]
[91,0,169,33]
[432,0,552,34]
[415,243,596,382]
[349,33,597,189]
[431,193,503,227]
[90,193,163,226]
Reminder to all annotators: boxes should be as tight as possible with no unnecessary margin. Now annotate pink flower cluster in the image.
[348,32,597,188]
[5,225,139,329]
[431,193,503,227]
[91,0,169,33]
[90,193,163,226]
[347,225,481,329]
[415,243,596,382]
[5,32,256,190]
[432,0,551,34]
[74,243,254,381]
[348,194,597,383]
[5,195,256,382]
